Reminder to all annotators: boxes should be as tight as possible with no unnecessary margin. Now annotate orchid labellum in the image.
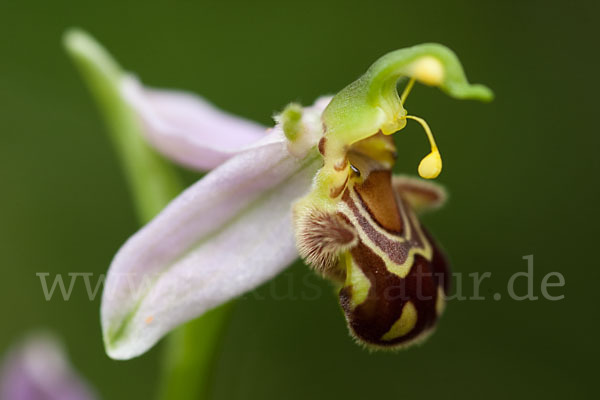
[65,31,492,359]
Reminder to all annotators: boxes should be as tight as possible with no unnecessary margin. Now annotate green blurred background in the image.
[1,0,598,399]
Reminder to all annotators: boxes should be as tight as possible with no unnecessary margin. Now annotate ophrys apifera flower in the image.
[66,32,492,359]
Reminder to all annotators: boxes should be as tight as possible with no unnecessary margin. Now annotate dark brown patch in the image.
[340,234,450,347]
[354,170,403,233]
[338,181,451,347]
[318,137,326,156]
[424,228,451,295]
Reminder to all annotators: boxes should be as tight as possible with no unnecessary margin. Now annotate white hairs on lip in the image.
[295,208,358,277]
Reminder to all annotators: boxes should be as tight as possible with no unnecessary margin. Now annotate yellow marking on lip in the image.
[435,286,446,316]
[145,316,154,324]
[345,252,371,309]
[381,301,418,341]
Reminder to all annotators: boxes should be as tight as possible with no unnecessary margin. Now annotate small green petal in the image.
[279,102,304,142]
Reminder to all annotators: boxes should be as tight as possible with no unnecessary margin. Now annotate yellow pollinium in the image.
[403,112,443,180]
[345,253,371,309]
[410,56,445,86]
[418,148,442,179]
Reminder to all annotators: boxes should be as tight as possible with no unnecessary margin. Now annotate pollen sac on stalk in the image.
[292,43,492,349]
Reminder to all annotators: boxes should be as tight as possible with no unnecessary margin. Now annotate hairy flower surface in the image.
[65,32,492,359]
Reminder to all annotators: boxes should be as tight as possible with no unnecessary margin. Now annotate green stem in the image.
[63,28,232,400]
[158,304,234,400]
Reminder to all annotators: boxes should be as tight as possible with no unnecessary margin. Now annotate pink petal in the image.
[0,334,97,400]
[121,75,268,170]
[101,127,322,359]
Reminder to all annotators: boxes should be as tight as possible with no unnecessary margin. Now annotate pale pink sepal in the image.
[0,334,97,400]
[101,128,321,360]
[121,75,268,170]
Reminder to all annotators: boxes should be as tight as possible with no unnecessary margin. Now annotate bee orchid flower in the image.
[66,32,492,360]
